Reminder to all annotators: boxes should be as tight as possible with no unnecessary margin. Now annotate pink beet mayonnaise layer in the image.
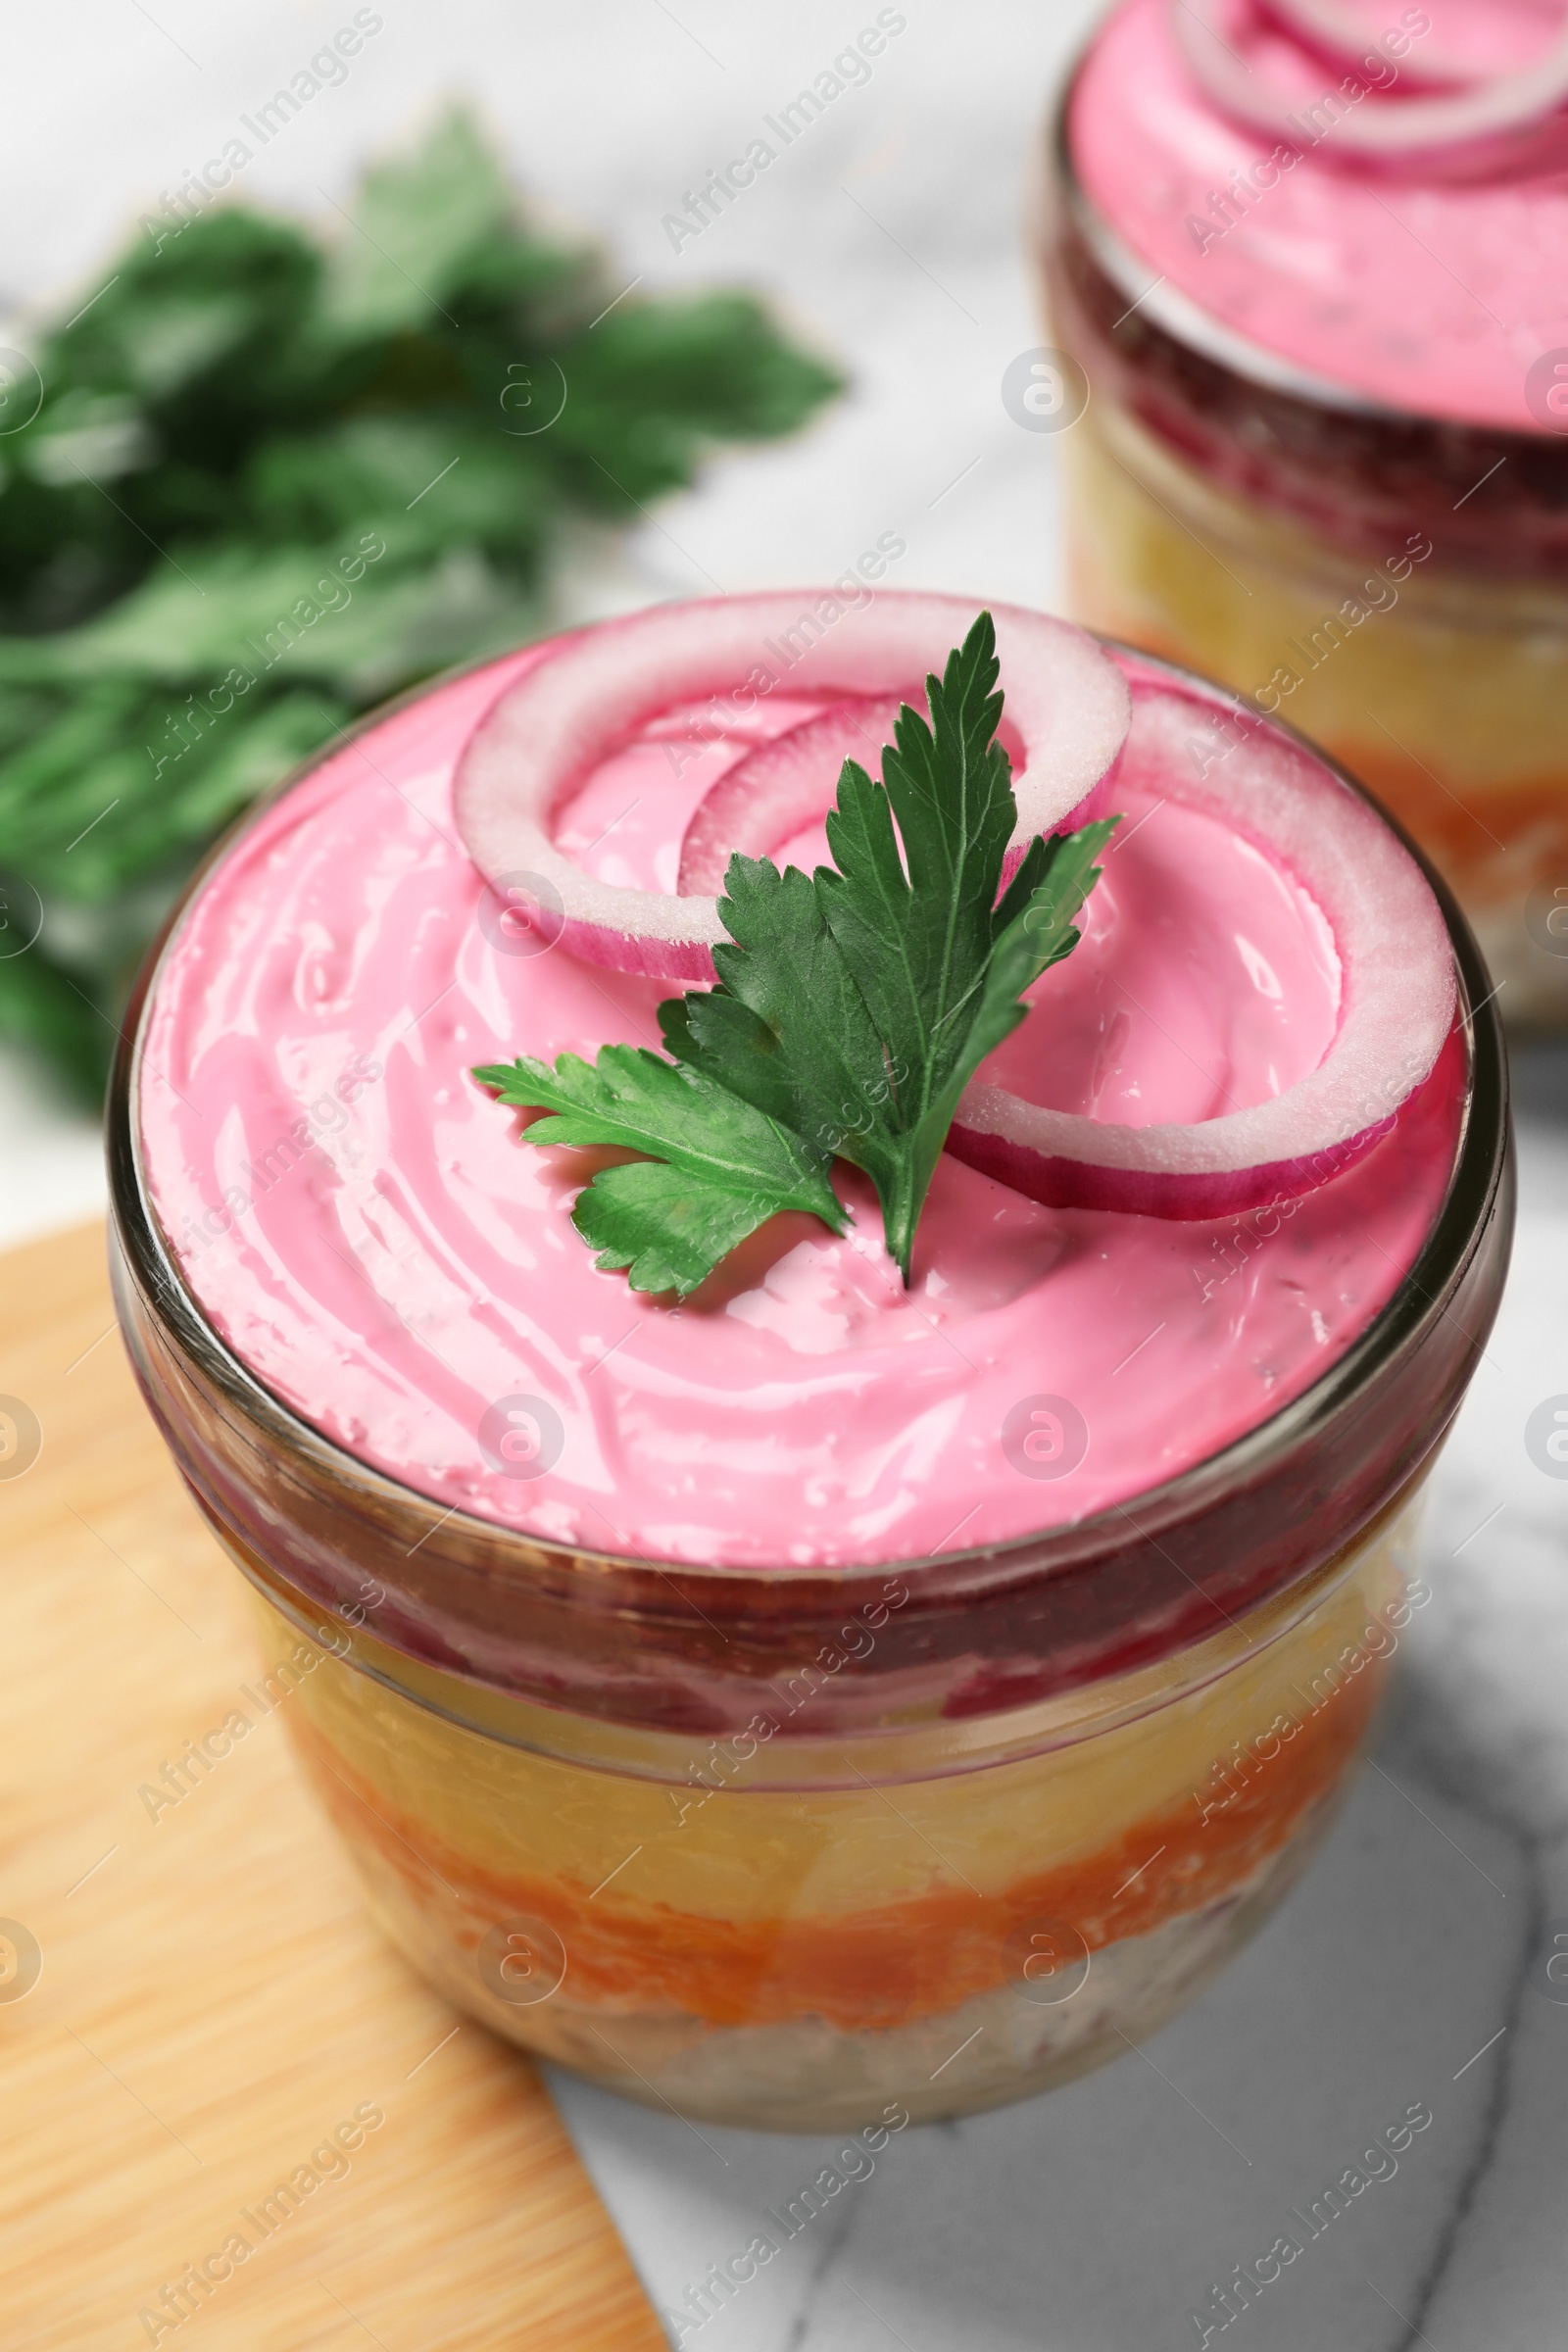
[135,641,1462,1571]
[1069,0,1568,431]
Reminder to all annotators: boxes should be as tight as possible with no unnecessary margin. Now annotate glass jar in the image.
[1039,21,1568,1027]
[107,714,1511,2128]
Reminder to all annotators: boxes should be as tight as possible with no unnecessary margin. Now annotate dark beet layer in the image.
[1045,118,1568,581]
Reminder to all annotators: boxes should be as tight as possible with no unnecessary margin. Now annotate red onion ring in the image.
[1173,0,1568,167]
[945,662,1457,1221]
[1258,0,1484,89]
[456,592,1132,983]
[676,695,910,897]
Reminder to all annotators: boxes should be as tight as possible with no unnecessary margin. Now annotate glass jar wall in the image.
[231,1506,1418,2131]
[108,768,1509,2128]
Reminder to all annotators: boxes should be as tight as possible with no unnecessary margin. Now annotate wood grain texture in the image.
[0,1220,664,2352]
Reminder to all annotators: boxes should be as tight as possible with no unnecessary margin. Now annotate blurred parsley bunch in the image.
[0,112,841,1102]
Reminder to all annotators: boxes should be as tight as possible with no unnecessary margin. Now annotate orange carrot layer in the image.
[286,1661,1380,2032]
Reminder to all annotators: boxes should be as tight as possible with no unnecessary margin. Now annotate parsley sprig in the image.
[475,612,1116,1296]
[0,111,840,1101]
[474,1043,847,1298]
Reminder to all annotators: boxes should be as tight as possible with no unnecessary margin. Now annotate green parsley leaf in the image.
[665,612,1119,1279]
[477,613,1117,1298]
[472,1043,847,1298]
[0,941,114,1106]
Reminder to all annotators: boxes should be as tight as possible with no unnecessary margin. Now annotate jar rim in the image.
[107,631,1511,1727]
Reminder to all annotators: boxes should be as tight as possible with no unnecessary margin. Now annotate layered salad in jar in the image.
[1042,0,1568,1024]
[111,590,1509,2128]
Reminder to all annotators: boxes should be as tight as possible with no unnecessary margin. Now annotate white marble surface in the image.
[552,1054,1568,2351]
[7,7,1568,2348]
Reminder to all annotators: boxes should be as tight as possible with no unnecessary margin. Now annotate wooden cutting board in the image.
[0,1219,663,2352]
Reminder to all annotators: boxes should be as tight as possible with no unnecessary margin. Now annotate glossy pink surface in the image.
[135,644,1460,1569]
[1070,0,1568,429]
